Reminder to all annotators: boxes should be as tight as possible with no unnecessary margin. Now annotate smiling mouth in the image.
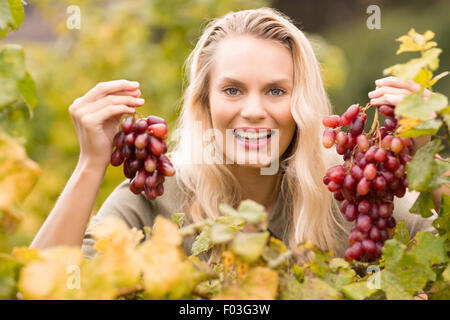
[232,129,273,142]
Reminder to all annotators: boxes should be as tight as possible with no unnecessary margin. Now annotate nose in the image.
[240,92,267,122]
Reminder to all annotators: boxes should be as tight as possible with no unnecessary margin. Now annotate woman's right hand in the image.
[69,79,145,169]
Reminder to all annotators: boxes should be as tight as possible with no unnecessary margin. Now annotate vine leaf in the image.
[395,92,448,121]
[410,192,435,218]
[406,139,443,191]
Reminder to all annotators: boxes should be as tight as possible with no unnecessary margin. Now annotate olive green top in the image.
[82,176,437,260]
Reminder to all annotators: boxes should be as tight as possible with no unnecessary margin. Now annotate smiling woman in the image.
[31,7,436,264]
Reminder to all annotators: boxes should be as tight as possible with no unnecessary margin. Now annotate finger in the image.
[370,93,406,106]
[83,95,145,114]
[368,86,411,99]
[83,79,140,102]
[82,105,136,128]
[93,104,136,124]
[111,88,141,97]
[374,76,421,92]
[75,95,144,121]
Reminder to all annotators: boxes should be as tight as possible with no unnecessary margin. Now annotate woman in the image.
[30,7,439,260]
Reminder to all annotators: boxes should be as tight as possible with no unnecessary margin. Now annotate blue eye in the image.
[225,88,239,96]
[270,88,284,96]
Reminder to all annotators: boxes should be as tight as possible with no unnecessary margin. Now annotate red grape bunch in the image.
[110,115,175,201]
[322,103,413,261]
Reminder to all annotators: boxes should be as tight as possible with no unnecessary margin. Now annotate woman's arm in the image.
[30,79,144,249]
[30,159,107,248]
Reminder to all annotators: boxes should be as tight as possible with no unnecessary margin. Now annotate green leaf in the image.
[236,200,267,225]
[406,139,443,191]
[0,76,18,108]
[231,231,269,263]
[215,215,245,232]
[191,225,211,256]
[429,159,450,190]
[17,71,36,118]
[393,220,411,245]
[280,276,343,300]
[210,222,234,244]
[433,194,450,242]
[410,192,435,218]
[7,0,24,30]
[397,119,442,137]
[380,239,435,299]
[341,281,378,300]
[219,200,268,226]
[395,92,448,121]
[383,48,442,80]
[171,213,185,228]
[410,232,448,267]
[321,259,356,291]
[0,44,26,80]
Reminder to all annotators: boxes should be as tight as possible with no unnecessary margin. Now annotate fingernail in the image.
[375,79,382,85]
[368,91,375,97]
[130,81,140,87]
[136,98,145,103]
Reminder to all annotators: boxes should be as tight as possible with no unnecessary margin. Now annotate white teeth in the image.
[233,129,272,141]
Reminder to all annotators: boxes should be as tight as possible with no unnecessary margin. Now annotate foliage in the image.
[0,0,40,241]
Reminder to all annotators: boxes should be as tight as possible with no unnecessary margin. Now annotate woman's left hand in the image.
[368,76,433,106]
[368,76,433,152]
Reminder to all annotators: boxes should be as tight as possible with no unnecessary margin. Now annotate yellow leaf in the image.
[398,118,422,132]
[18,246,83,300]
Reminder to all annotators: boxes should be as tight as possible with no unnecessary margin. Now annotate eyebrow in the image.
[216,76,292,88]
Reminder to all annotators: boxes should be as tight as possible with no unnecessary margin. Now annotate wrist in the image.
[76,155,109,175]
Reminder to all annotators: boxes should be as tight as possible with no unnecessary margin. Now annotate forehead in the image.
[210,35,293,84]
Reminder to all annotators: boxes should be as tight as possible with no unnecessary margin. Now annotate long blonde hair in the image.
[169,7,348,256]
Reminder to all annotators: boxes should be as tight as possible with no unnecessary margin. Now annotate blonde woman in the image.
[30,7,441,261]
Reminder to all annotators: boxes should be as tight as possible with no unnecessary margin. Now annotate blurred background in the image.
[0,0,449,253]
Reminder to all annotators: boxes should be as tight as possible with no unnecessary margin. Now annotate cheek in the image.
[209,93,235,129]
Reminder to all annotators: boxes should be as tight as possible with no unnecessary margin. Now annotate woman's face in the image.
[209,35,297,169]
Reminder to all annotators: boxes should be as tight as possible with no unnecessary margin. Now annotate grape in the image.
[147,115,167,126]
[323,115,341,128]
[356,135,369,152]
[148,136,165,156]
[374,148,387,162]
[356,178,371,196]
[358,199,371,214]
[322,129,336,148]
[135,119,149,133]
[350,117,365,137]
[336,131,348,146]
[144,156,157,172]
[379,105,395,117]
[321,100,411,261]
[148,123,168,139]
[110,149,124,166]
[373,175,387,190]
[362,239,376,255]
[124,133,136,146]
[378,203,392,218]
[363,163,377,180]
[345,204,357,221]
[110,114,175,201]
[390,137,403,153]
[113,131,125,149]
[121,116,134,134]
[135,147,148,160]
[356,214,372,233]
